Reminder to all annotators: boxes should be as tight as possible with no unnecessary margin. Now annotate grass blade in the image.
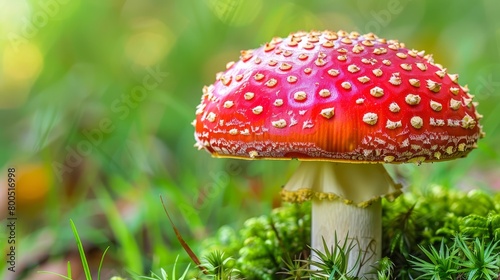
[67,261,72,279]
[160,195,208,274]
[97,246,110,280]
[70,219,92,280]
[94,185,143,273]
[37,270,73,280]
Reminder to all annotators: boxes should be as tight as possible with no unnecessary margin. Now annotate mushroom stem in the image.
[312,199,381,277]
[282,162,400,278]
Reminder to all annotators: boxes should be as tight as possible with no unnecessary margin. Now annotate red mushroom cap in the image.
[194,30,484,164]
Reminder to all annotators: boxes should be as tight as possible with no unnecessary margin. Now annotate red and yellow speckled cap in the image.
[194,30,484,164]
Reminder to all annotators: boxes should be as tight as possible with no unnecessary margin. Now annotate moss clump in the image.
[383,187,500,278]
[201,187,500,279]
[201,203,310,279]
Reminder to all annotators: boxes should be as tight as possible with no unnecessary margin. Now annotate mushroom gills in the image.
[282,162,401,205]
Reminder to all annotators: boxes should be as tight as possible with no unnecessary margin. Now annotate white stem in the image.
[283,162,400,278]
[313,199,381,277]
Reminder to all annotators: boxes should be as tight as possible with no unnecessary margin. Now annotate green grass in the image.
[33,187,500,279]
[199,188,500,279]
[38,220,110,280]
[136,256,191,280]
[411,237,500,280]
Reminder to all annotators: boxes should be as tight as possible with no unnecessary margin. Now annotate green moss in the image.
[201,203,311,279]
[201,187,500,279]
[382,187,500,279]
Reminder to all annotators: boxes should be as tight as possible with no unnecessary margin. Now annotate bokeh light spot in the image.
[207,0,262,26]
[125,19,175,66]
[0,42,43,108]
[3,42,44,82]
[16,163,53,206]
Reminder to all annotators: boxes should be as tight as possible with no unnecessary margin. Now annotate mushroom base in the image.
[281,161,401,278]
[312,199,381,277]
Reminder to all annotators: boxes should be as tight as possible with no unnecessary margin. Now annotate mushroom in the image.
[193,30,483,277]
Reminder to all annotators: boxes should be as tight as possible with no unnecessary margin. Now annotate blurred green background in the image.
[0,0,499,279]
